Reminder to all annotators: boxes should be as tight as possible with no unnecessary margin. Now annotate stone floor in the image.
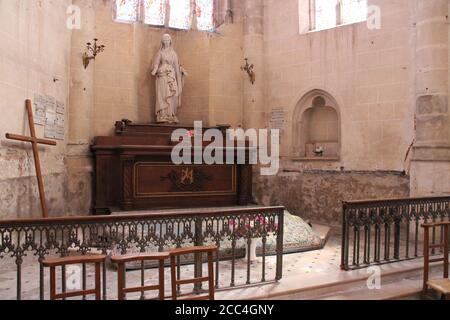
[0,233,341,300]
[0,232,435,300]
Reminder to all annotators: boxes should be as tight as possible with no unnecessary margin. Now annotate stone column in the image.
[68,0,96,145]
[410,0,450,196]
[242,0,265,130]
[66,0,96,214]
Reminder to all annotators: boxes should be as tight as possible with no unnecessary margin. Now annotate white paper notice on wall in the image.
[33,94,46,126]
[44,96,57,139]
[56,100,65,114]
[55,114,65,140]
[44,111,56,139]
[45,95,56,114]
[269,108,286,132]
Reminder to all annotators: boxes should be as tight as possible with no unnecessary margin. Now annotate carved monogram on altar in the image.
[160,168,212,192]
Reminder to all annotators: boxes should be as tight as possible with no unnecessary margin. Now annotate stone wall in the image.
[0,0,73,219]
[86,0,245,135]
[65,0,246,216]
[264,0,416,171]
[410,0,450,197]
[1,0,449,222]
[254,170,410,226]
[0,0,245,218]
[256,0,417,224]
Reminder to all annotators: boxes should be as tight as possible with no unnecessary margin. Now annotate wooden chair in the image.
[169,245,217,300]
[111,252,170,300]
[422,222,450,300]
[42,255,106,300]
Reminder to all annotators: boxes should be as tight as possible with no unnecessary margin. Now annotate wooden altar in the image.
[91,121,253,214]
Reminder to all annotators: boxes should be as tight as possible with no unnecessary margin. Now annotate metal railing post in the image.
[341,202,348,270]
[194,216,204,293]
[275,209,284,281]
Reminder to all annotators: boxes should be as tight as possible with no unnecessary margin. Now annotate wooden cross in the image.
[5,99,56,218]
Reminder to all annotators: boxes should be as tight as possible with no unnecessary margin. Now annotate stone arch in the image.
[292,89,341,159]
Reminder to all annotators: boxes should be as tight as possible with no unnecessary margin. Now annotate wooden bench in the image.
[111,252,170,300]
[169,245,217,300]
[42,255,107,300]
[422,222,450,300]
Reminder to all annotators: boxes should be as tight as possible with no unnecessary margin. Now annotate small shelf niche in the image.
[293,90,341,160]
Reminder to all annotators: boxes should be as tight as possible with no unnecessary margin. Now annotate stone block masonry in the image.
[254,170,410,226]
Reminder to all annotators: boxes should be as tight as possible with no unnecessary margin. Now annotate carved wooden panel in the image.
[134,163,237,198]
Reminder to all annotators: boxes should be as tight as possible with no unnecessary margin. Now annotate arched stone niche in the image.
[292,90,341,160]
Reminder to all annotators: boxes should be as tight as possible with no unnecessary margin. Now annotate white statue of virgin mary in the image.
[151,34,187,124]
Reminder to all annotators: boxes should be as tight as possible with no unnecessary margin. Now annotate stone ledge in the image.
[412,145,450,162]
[291,157,340,162]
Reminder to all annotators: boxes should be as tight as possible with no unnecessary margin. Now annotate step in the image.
[256,260,444,300]
[319,279,422,300]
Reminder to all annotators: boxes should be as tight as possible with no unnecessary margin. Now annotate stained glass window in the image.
[168,0,192,30]
[113,0,218,32]
[143,0,166,26]
[196,0,215,32]
[341,0,367,25]
[115,0,139,23]
[314,0,338,31]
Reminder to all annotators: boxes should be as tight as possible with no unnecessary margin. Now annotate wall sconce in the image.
[82,38,105,69]
[241,58,255,85]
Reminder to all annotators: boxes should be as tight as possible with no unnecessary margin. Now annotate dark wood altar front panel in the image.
[120,161,244,211]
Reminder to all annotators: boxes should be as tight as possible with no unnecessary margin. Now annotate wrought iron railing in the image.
[0,206,284,300]
[341,196,450,270]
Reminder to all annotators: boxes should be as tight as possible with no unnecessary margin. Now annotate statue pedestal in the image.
[245,239,259,263]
